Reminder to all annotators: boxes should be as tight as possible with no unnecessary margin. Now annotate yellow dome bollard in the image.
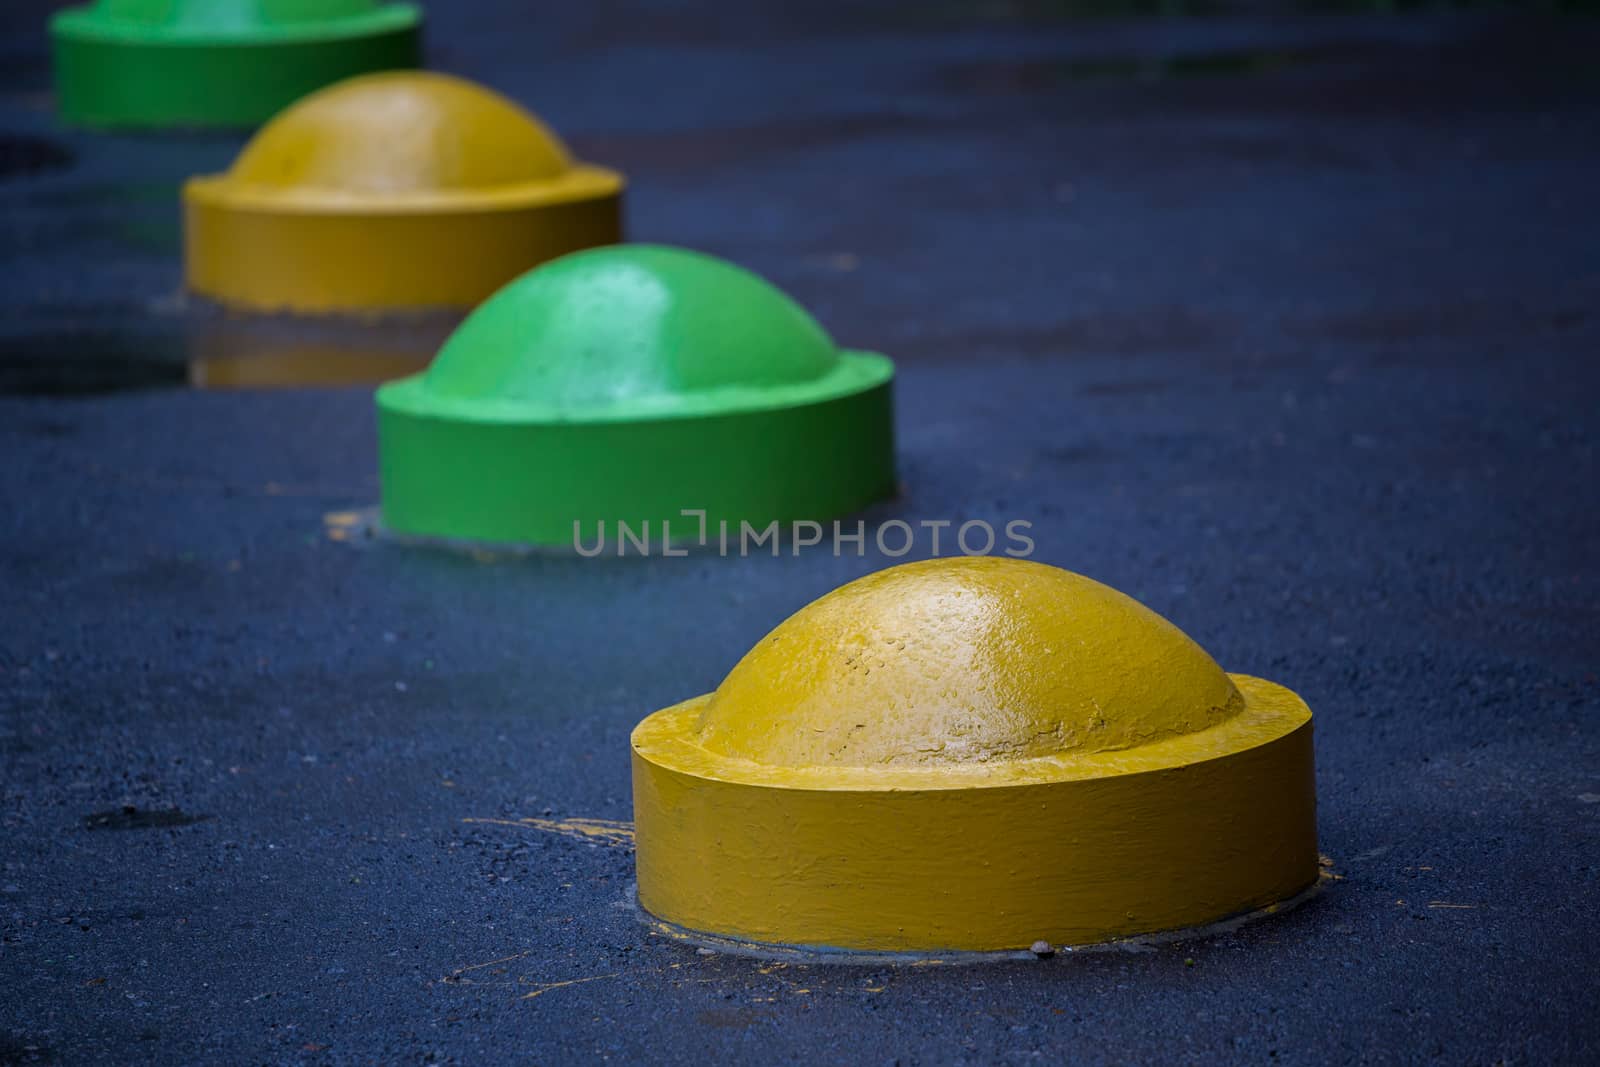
[183,71,623,313]
[631,556,1318,955]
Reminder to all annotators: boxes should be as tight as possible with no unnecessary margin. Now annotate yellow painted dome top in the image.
[695,556,1243,769]
[225,71,573,197]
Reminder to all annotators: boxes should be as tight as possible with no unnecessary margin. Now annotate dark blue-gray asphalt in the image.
[2,2,1597,1064]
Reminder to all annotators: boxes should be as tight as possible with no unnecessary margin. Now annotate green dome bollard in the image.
[376,245,897,549]
[51,0,422,129]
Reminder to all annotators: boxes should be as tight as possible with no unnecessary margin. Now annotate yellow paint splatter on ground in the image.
[520,973,621,1001]
[443,954,624,1003]
[444,939,884,1010]
[447,950,537,978]
[462,815,635,847]
[324,511,360,541]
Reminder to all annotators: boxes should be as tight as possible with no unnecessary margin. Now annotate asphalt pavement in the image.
[1,3,1597,1063]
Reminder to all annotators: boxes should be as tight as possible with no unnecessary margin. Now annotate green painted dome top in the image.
[385,245,892,423]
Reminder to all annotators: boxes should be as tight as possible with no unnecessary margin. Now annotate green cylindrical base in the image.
[376,379,896,548]
[51,9,421,129]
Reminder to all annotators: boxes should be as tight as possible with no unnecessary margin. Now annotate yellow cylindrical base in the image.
[183,177,622,313]
[632,675,1317,953]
